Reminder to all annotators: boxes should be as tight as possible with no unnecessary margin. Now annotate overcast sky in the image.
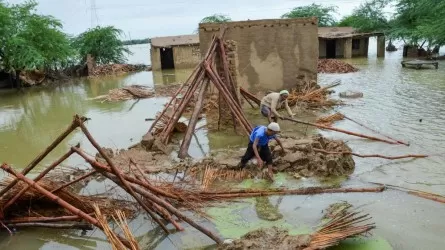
[9,0,373,39]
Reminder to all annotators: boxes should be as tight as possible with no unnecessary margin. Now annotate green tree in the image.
[72,26,131,65]
[281,4,338,27]
[390,0,445,48]
[337,0,391,32]
[0,1,73,75]
[199,14,232,23]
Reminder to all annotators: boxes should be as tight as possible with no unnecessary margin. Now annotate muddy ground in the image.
[96,134,355,178]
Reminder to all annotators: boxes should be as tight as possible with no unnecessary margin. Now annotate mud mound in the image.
[318,59,358,73]
[211,135,355,177]
[219,227,312,250]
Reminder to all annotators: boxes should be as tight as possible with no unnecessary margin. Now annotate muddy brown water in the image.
[1,42,445,249]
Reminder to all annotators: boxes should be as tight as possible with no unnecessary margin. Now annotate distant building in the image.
[318,27,385,58]
[150,35,201,70]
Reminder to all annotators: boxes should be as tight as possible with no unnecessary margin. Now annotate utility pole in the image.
[90,0,99,27]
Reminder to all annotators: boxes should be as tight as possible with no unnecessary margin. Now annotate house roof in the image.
[318,27,383,39]
[151,34,199,47]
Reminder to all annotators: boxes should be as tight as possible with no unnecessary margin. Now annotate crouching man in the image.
[239,122,286,180]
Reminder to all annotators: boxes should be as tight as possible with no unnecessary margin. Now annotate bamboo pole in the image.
[199,186,385,198]
[161,69,206,143]
[102,172,223,244]
[5,222,93,230]
[178,79,210,159]
[343,115,410,146]
[313,148,428,160]
[0,163,132,249]
[2,148,76,211]
[240,91,257,109]
[4,215,82,224]
[74,117,170,234]
[205,65,252,135]
[0,116,87,198]
[72,147,179,200]
[128,160,184,231]
[50,170,98,193]
[283,117,399,145]
[240,87,261,106]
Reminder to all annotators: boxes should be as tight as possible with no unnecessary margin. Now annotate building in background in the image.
[318,27,385,59]
[150,35,201,70]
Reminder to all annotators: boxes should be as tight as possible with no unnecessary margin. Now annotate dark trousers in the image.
[240,142,273,167]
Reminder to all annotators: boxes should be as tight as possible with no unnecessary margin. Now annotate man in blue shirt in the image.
[240,122,286,180]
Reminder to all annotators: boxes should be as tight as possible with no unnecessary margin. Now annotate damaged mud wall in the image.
[151,45,201,71]
[199,18,319,93]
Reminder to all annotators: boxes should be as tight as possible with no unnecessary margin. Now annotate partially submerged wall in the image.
[151,45,201,71]
[199,18,319,92]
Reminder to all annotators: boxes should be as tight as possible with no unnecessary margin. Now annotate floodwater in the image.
[0,41,445,249]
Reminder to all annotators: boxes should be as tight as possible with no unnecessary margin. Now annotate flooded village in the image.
[1,0,445,249]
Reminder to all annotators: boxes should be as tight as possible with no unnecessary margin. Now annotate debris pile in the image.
[92,85,154,102]
[240,80,341,111]
[315,112,345,126]
[219,204,376,250]
[90,64,149,76]
[318,59,358,73]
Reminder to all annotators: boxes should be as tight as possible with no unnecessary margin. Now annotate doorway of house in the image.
[326,40,337,59]
[160,47,174,69]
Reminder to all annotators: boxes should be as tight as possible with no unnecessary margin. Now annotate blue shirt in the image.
[249,126,276,146]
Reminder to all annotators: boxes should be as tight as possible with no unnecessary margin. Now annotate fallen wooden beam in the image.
[283,117,400,145]
[313,148,428,160]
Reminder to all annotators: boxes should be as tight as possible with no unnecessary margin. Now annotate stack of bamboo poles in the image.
[148,29,252,159]
[305,206,375,249]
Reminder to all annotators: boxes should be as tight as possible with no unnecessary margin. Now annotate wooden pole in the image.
[240,87,261,106]
[0,116,87,198]
[313,148,428,160]
[128,160,184,231]
[2,148,76,211]
[50,170,98,193]
[72,147,179,200]
[5,222,93,230]
[178,79,209,158]
[205,65,252,135]
[283,117,399,145]
[161,69,206,143]
[4,215,82,224]
[74,116,170,234]
[199,186,385,199]
[343,115,410,146]
[102,172,223,244]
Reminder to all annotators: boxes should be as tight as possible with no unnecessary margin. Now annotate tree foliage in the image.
[72,26,131,65]
[390,0,445,47]
[281,4,338,27]
[199,14,232,23]
[0,1,73,73]
[337,0,391,32]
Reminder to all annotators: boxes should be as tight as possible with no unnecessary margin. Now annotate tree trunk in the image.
[15,70,21,89]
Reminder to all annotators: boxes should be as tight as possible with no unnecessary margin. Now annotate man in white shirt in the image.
[260,90,294,123]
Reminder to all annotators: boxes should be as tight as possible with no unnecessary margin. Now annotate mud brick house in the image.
[199,18,319,92]
[150,35,201,70]
[318,27,385,59]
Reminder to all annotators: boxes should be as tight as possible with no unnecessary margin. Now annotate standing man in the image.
[239,122,286,180]
[260,90,294,123]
